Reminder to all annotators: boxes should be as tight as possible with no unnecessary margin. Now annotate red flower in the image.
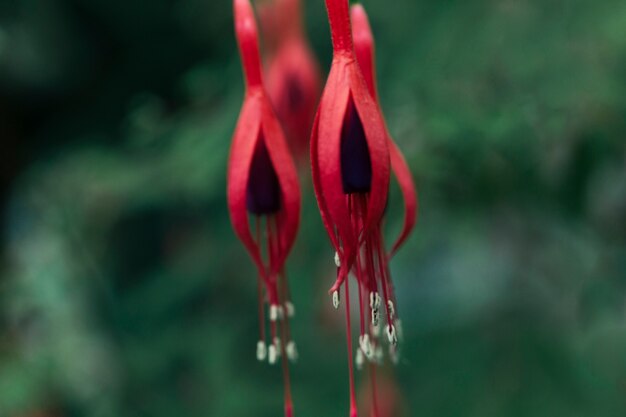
[260,0,321,160]
[351,4,418,257]
[311,0,405,415]
[229,0,300,415]
[349,6,417,416]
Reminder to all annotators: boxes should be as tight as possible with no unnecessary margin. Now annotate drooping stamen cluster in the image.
[229,0,301,415]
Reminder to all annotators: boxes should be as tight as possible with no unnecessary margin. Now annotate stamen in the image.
[273,337,282,353]
[355,348,365,370]
[270,304,280,321]
[359,334,373,359]
[268,343,278,365]
[386,324,398,346]
[387,300,395,321]
[256,340,267,361]
[370,291,381,326]
[395,318,404,341]
[334,251,341,267]
[343,279,358,417]
[286,341,298,362]
[332,290,340,309]
[285,301,296,318]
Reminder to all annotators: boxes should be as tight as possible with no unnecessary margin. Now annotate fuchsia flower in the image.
[229,0,301,415]
[261,0,321,160]
[311,0,412,415]
[350,4,418,257]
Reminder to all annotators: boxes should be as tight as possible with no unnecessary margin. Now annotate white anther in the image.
[256,341,267,361]
[370,292,381,326]
[370,292,381,309]
[355,348,365,370]
[334,251,341,267]
[371,308,380,326]
[394,319,404,341]
[285,301,295,318]
[375,345,384,364]
[270,305,279,322]
[387,300,395,320]
[273,337,281,353]
[268,344,278,365]
[386,324,398,346]
[332,291,340,309]
[359,334,373,359]
[286,341,298,362]
[277,306,285,320]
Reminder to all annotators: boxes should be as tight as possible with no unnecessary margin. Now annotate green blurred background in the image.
[1,0,626,416]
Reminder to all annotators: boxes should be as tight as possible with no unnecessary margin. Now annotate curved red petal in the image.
[311,59,358,290]
[348,65,390,240]
[234,0,263,88]
[351,4,377,100]
[261,97,302,275]
[351,3,417,256]
[227,94,267,281]
[266,38,321,158]
[389,139,418,256]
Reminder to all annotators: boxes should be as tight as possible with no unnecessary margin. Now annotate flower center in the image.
[247,132,281,214]
[340,95,372,194]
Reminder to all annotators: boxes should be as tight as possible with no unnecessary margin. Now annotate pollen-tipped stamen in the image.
[255,218,268,361]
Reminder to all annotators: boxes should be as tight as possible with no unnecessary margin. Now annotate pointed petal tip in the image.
[234,0,263,88]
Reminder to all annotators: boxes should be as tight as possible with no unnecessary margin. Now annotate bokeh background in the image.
[2,0,626,416]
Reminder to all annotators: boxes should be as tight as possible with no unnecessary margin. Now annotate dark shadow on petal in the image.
[247,131,281,214]
[341,95,372,194]
[286,73,305,111]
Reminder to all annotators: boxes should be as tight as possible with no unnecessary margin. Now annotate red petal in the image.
[266,38,321,158]
[351,3,417,256]
[324,0,353,54]
[261,97,301,275]
[350,4,377,99]
[227,94,267,281]
[234,0,263,88]
[311,60,357,291]
[389,139,418,256]
[348,63,390,240]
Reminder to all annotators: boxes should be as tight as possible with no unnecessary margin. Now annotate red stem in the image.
[234,0,263,88]
[324,0,354,54]
[351,4,378,100]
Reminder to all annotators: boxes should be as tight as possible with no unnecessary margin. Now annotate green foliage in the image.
[1,0,626,416]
